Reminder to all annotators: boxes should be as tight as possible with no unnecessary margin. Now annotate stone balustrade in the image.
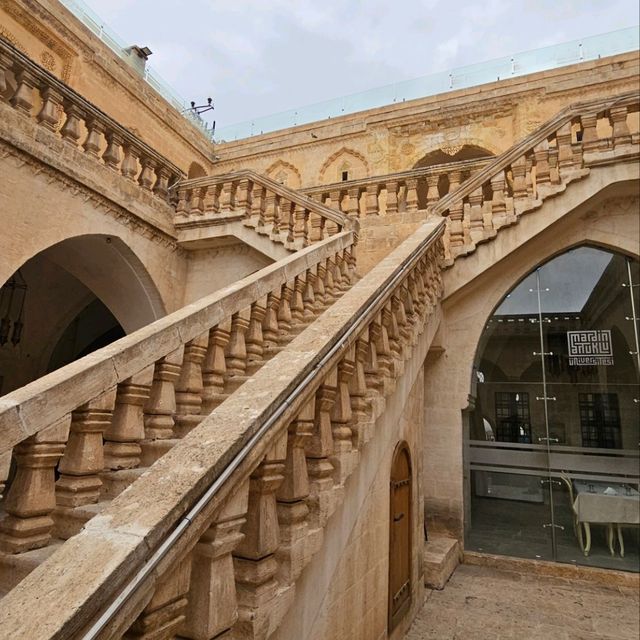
[0,230,356,562]
[301,157,490,219]
[0,38,183,204]
[173,170,355,249]
[430,91,640,263]
[0,218,445,640]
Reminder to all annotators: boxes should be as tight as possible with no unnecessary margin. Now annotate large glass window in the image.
[465,246,639,572]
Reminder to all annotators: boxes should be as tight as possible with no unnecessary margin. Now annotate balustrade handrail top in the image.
[300,157,492,195]
[430,90,640,216]
[177,169,354,230]
[8,218,444,640]
[0,231,354,456]
[0,38,184,178]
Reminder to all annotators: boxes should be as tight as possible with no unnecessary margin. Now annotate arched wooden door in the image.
[388,443,412,631]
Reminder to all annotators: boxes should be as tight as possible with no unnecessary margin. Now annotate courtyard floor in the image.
[405,564,639,640]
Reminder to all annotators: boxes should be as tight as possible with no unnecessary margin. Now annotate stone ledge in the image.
[423,535,461,590]
[464,551,640,589]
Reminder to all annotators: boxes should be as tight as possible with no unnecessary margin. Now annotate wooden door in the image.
[388,443,412,631]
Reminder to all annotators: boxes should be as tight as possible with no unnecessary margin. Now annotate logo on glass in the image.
[567,330,614,366]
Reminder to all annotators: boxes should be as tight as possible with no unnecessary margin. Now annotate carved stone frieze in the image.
[0,137,180,251]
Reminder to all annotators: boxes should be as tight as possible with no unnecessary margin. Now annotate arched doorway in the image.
[389,442,412,632]
[0,235,164,394]
[465,245,639,572]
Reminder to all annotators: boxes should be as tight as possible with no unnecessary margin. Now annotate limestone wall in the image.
[212,52,639,188]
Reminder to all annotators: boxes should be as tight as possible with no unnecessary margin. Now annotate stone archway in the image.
[389,441,412,632]
[0,234,165,393]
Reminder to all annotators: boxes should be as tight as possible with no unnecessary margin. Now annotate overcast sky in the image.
[84,0,639,131]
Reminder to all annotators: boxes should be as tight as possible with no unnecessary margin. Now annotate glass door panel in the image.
[538,248,640,571]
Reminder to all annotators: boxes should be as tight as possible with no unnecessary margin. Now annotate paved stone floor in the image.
[405,564,639,640]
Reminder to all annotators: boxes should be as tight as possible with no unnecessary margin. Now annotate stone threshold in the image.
[463,550,639,589]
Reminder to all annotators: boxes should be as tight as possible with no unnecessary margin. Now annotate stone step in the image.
[0,539,63,597]
[423,535,461,590]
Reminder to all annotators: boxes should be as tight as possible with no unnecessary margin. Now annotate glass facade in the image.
[465,246,640,572]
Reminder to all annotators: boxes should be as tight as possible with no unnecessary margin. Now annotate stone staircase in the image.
[0,55,637,638]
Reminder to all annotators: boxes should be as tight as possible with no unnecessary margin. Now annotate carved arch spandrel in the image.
[318,147,370,185]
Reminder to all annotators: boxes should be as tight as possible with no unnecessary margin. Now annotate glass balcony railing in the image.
[215,27,639,143]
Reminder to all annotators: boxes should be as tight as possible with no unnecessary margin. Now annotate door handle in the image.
[393,513,405,522]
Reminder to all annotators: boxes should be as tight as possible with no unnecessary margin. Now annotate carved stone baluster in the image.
[393,290,412,352]
[490,170,509,229]
[144,347,185,440]
[347,187,361,219]
[384,181,399,215]
[447,170,461,198]
[102,131,123,170]
[0,451,10,501]
[233,434,286,640]
[308,211,322,243]
[174,333,208,438]
[248,184,264,227]
[556,121,574,172]
[246,299,267,373]
[235,178,251,217]
[467,187,485,245]
[277,283,293,339]
[154,167,171,201]
[580,112,604,152]
[533,139,551,196]
[103,366,154,470]
[405,178,419,212]
[426,174,440,206]
[320,259,336,302]
[610,105,632,148]
[330,350,356,484]
[511,156,528,210]
[292,204,307,247]
[262,192,276,232]
[124,556,192,640]
[278,198,295,245]
[56,389,116,507]
[276,400,314,585]
[60,102,84,148]
[291,275,306,324]
[364,184,379,216]
[262,291,281,352]
[329,255,348,293]
[202,320,232,414]
[226,309,251,379]
[302,270,317,319]
[349,336,372,448]
[36,86,63,131]
[202,183,219,215]
[0,417,69,553]
[219,180,234,214]
[121,145,140,181]
[372,314,394,393]
[305,369,338,530]
[310,263,327,310]
[363,324,384,396]
[181,481,249,640]
[138,157,157,191]
[383,302,402,370]
[175,186,190,223]
[10,68,36,114]
[448,202,465,253]
[191,187,206,218]
[548,145,560,185]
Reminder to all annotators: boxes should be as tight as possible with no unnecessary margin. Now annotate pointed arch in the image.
[318,147,370,184]
[265,159,302,189]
